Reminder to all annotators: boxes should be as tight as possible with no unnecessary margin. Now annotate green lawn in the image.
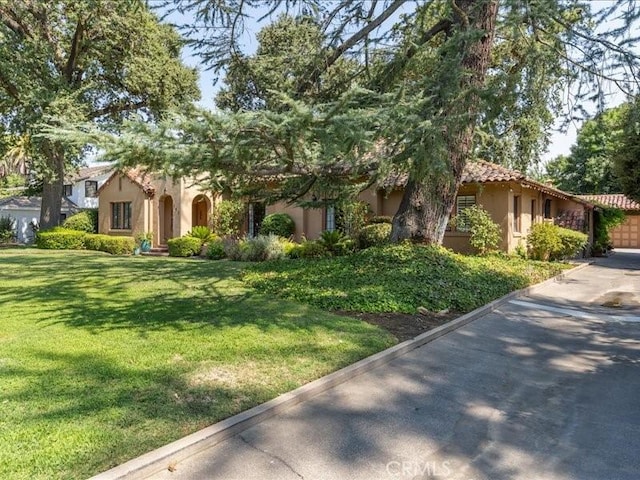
[0,249,395,480]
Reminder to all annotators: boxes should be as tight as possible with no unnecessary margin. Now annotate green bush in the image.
[459,205,501,255]
[593,206,625,254]
[288,240,328,259]
[240,234,286,262]
[368,215,392,224]
[206,237,226,260]
[188,226,215,243]
[260,213,295,238]
[36,228,87,250]
[62,211,96,233]
[167,236,203,257]
[212,200,245,236]
[81,234,135,255]
[317,230,354,256]
[0,216,15,243]
[527,223,587,261]
[357,223,392,249]
[337,201,370,237]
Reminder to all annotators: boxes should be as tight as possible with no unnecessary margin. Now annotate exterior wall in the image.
[97,174,149,239]
[67,171,112,209]
[0,207,39,243]
[610,213,640,248]
[265,201,325,242]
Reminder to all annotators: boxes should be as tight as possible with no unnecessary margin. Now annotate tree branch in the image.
[65,20,85,84]
[88,100,149,119]
[0,6,32,38]
[0,68,20,100]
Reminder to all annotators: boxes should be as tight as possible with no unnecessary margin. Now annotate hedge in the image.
[36,228,87,250]
[357,223,392,249]
[85,234,135,255]
[167,236,203,257]
[527,223,588,261]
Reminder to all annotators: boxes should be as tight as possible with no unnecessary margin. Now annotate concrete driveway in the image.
[148,250,640,480]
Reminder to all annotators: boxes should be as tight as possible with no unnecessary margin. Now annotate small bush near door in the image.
[167,236,203,257]
[260,213,295,238]
[527,223,588,261]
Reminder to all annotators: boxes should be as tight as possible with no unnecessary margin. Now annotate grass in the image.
[0,249,395,480]
[243,244,571,313]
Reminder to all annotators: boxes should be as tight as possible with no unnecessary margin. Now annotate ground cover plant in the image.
[243,244,570,313]
[0,249,394,480]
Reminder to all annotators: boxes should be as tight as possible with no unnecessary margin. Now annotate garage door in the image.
[611,214,640,248]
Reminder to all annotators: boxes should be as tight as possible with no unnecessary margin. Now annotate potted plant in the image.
[135,232,153,253]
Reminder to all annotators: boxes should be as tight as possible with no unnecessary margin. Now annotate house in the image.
[96,169,214,247]
[266,161,595,254]
[0,196,78,243]
[63,163,114,209]
[578,194,640,248]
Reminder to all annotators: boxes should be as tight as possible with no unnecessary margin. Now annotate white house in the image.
[0,196,78,243]
[63,163,114,209]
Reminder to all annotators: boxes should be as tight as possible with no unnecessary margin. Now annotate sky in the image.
[160,1,637,166]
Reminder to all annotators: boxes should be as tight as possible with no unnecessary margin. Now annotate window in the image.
[513,196,521,232]
[110,202,132,230]
[85,180,98,198]
[325,205,336,232]
[531,199,537,224]
[455,195,476,232]
[63,184,72,197]
[544,199,552,219]
[247,202,265,238]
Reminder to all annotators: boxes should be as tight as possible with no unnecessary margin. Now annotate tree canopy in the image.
[545,104,628,193]
[0,0,199,228]
[614,96,640,202]
[57,0,640,243]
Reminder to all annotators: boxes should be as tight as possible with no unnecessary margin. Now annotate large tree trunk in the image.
[39,142,65,230]
[391,0,499,244]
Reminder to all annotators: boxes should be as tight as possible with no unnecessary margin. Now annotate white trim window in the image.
[455,195,476,232]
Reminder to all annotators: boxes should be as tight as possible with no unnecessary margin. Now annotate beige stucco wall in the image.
[98,173,215,246]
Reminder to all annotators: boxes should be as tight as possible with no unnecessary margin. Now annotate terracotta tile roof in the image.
[577,194,640,211]
[461,160,526,183]
[96,168,155,197]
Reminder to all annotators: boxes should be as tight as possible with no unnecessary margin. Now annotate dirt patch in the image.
[336,310,460,342]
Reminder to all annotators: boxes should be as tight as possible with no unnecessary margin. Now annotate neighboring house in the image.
[0,196,78,243]
[266,161,595,254]
[578,194,640,248]
[63,163,114,209]
[96,169,214,247]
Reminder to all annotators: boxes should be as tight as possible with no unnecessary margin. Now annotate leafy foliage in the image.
[35,228,87,250]
[84,234,135,255]
[545,104,628,193]
[287,239,328,259]
[0,215,15,243]
[205,237,226,260]
[527,223,588,261]
[243,244,569,313]
[357,223,392,249]
[62,211,96,233]
[336,200,370,237]
[187,226,215,242]
[212,200,245,237]
[317,230,355,256]
[614,96,640,203]
[238,234,286,262]
[458,205,501,255]
[167,236,203,257]
[593,206,626,253]
[259,213,295,238]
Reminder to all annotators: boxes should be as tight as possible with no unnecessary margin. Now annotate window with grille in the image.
[455,195,476,232]
[63,184,72,197]
[85,181,98,197]
[325,205,336,232]
[111,202,132,230]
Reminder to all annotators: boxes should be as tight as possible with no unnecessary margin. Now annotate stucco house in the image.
[96,169,214,247]
[0,196,78,243]
[266,161,595,254]
[63,163,114,209]
[578,194,640,248]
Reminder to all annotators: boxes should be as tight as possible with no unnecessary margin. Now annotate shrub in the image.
[337,201,370,237]
[206,237,226,260]
[280,239,298,257]
[84,234,135,255]
[222,236,244,260]
[317,230,354,256]
[527,223,587,261]
[459,205,501,255]
[368,215,392,224]
[260,213,295,238]
[239,234,286,262]
[167,236,203,257]
[357,223,392,249]
[212,200,245,236]
[63,211,95,233]
[289,240,328,259]
[593,206,625,254]
[188,225,214,243]
[0,216,15,243]
[36,228,87,250]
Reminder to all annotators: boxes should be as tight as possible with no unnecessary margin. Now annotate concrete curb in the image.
[89,261,592,480]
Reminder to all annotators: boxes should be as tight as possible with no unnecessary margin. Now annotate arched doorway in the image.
[192,195,210,228]
[159,195,174,244]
